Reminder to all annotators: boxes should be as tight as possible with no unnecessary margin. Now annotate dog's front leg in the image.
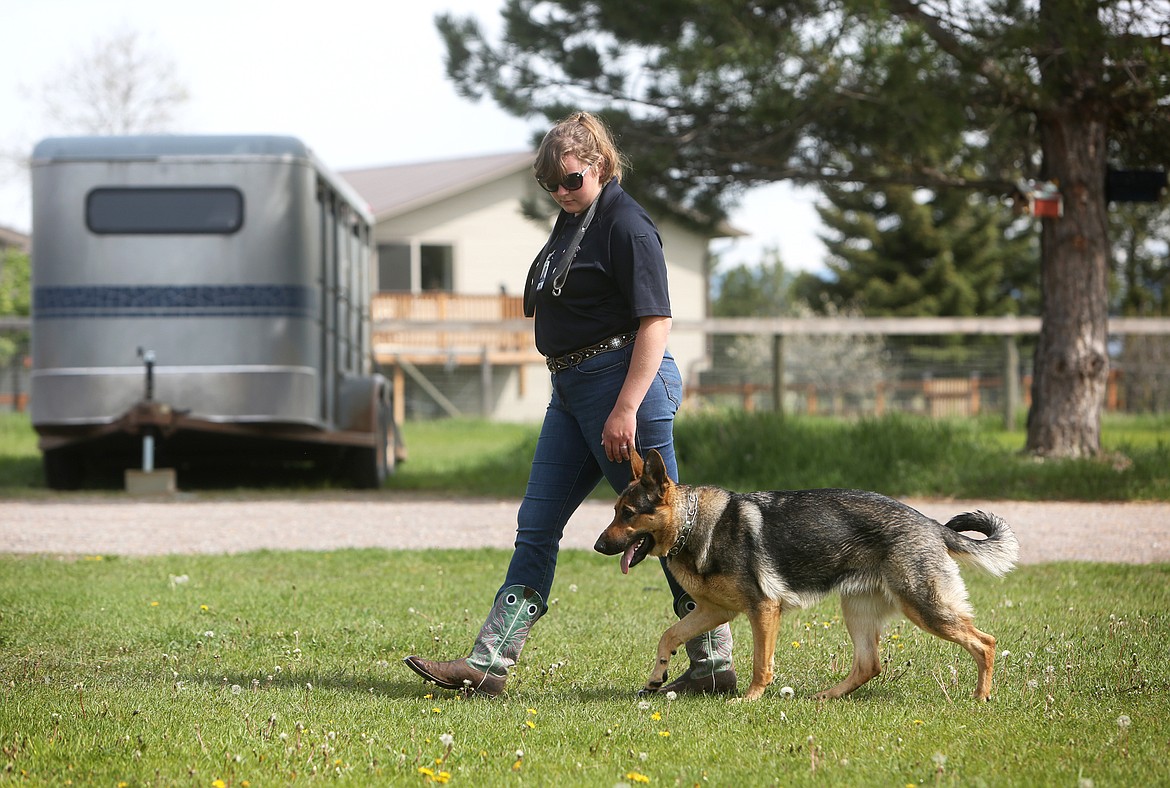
[740,601,782,701]
[645,604,734,693]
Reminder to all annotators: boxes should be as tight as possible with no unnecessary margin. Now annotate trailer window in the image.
[86,187,244,234]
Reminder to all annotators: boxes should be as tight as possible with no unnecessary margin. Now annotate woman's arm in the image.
[602,314,672,463]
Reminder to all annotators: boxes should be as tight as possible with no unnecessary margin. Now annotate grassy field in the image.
[0,550,1166,786]
[2,412,1168,784]
[392,411,1170,501]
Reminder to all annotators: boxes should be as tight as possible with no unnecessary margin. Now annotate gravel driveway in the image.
[1,494,1167,563]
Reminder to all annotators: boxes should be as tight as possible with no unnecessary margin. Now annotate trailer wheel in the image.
[346,401,393,489]
[43,447,84,490]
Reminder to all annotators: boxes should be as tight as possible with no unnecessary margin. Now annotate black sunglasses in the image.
[536,163,593,192]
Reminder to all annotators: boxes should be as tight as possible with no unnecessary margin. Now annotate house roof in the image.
[341,150,745,238]
[341,151,535,222]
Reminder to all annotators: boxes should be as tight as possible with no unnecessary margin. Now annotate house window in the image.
[420,244,453,292]
[376,242,454,292]
[377,243,411,292]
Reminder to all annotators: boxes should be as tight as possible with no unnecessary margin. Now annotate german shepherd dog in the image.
[594,450,1019,701]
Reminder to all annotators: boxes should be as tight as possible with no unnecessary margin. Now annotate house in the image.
[342,151,738,421]
[0,225,31,254]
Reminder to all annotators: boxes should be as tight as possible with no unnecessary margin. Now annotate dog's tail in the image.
[940,511,1020,577]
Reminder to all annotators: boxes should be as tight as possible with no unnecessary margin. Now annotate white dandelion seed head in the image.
[665,691,678,701]
[780,686,795,699]
[1117,715,1132,728]
[440,733,454,747]
[637,701,652,711]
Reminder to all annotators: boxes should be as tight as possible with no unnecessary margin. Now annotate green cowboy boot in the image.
[403,585,545,697]
[658,593,737,695]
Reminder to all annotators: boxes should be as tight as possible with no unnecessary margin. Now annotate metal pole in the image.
[771,333,785,417]
[138,348,156,471]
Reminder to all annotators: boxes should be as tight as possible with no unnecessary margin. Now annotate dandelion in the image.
[779,686,795,699]
[913,719,925,726]
[524,720,536,729]
[527,707,538,716]
[212,780,227,788]
[230,685,242,695]
[200,604,209,612]
[150,601,160,607]
[792,641,801,648]
[638,701,652,711]
[650,711,662,721]
[658,731,671,737]
[665,691,677,702]
[439,733,454,748]
[431,707,442,714]
[626,772,651,784]
[1117,715,1131,729]
[203,631,215,638]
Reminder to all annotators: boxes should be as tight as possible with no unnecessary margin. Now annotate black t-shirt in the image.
[529,181,671,358]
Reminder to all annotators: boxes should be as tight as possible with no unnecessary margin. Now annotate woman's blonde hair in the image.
[533,111,628,187]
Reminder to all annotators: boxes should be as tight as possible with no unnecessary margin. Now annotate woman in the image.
[403,112,735,697]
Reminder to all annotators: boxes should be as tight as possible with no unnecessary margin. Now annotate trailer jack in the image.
[124,348,177,495]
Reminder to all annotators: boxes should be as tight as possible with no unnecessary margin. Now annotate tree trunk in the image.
[1025,107,1110,458]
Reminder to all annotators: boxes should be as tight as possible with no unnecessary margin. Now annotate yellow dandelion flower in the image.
[150,601,159,607]
[431,707,442,714]
[211,780,226,788]
[791,641,801,648]
[650,711,662,721]
[527,707,538,715]
[658,730,671,737]
[434,772,451,784]
[626,771,651,784]
[913,719,925,726]
[200,604,209,611]
[512,759,523,771]
[525,720,536,729]
[418,766,435,777]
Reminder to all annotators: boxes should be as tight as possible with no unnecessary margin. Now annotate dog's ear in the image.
[641,448,672,492]
[629,449,644,480]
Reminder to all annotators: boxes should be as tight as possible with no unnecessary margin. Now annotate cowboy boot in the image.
[403,585,545,697]
[658,593,737,694]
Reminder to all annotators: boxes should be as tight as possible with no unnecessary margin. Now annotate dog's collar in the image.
[667,491,699,559]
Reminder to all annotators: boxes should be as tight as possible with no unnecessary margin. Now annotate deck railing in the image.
[370,293,540,364]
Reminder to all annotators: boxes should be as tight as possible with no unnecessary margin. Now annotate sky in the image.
[0,0,827,273]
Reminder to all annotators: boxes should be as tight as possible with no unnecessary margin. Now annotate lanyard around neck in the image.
[547,191,601,297]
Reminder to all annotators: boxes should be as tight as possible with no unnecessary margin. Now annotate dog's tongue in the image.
[620,542,638,575]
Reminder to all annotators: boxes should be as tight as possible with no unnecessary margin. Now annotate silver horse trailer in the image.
[30,135,399,489]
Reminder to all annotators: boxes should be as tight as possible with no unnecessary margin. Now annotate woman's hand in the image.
[602,404,638,463]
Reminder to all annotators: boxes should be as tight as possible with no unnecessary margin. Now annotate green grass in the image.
[4,410,1170,499]
[0,551,1166,786]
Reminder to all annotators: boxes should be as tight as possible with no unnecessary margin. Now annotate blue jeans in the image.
[502,343,688,604]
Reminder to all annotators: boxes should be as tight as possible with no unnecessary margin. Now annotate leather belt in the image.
[545,331,638,372]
